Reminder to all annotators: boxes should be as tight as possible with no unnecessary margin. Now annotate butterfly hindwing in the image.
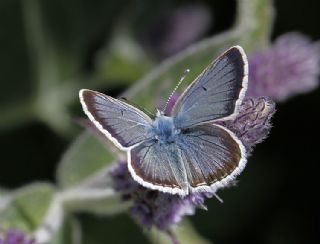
[129,139,188,195]
[176,124,246,192]
[128,123,246,195]
[172,46,248,128]
[80,89,153,150]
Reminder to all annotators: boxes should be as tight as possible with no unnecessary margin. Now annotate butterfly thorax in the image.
[152,115,180,144]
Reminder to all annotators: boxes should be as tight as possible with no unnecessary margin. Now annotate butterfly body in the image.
[152,114,180,144]
[80,46,248,196]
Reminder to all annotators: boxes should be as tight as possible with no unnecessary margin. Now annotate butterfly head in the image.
[156,109,164,117]
[152,114,180,144]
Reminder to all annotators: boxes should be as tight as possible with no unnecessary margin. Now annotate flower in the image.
[110,161,213,231]
[218,97,275,153]
[247,32,320,101]
[0,229,34,244]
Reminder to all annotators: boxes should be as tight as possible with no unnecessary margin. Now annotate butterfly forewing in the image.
[80,89,153,150]
[172,46,248,128]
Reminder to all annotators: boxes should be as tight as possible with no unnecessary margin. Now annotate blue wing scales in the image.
[128,123,246,195]
[176,124,246,192]
[80,89,153,150]
[172,46,248,128]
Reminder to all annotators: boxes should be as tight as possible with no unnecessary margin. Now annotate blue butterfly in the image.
[80,46,248,196]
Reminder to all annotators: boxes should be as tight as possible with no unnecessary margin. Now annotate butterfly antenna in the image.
[162,69,190,112]
[120,97,154,117]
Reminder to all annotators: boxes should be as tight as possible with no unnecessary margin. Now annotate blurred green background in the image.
[0,0,319,243]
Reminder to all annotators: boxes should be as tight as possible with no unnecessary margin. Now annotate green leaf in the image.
[147,220,210,244]
[0,183,55,233]
[63,189,131,216]
[21,0,82,137]
[0,188,7,196]
[95,25,154,85]
[50,216,82,244]
[57,131,117,188]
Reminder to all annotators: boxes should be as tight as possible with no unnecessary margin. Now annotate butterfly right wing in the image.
[80,89,153,150]
[176,123,246,193]
[172,46,248,128]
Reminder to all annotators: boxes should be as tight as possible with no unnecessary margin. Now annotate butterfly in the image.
[79,46,248,196]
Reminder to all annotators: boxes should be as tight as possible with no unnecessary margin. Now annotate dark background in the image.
[0,0,319,243]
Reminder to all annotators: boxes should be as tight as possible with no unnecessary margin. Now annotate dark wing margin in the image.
[172,46,248,129]
[80,89,153,150]
[176,123,246,192]
[128,140,189,195]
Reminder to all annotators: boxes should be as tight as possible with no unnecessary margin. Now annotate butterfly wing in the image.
[176,123,246,192]
[128,140,188,195]
[172,46,248,128]
[128,123,246,196]
[80,89,153,150]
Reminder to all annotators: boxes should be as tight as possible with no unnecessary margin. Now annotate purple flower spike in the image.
[110,161,213,231]
[247,32,320,101]
[220,97,275,153]
[0,229,34,244]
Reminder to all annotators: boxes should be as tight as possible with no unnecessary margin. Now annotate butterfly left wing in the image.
[80,89,153,150]
[129,139,189,195]
[176,123,246,193]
